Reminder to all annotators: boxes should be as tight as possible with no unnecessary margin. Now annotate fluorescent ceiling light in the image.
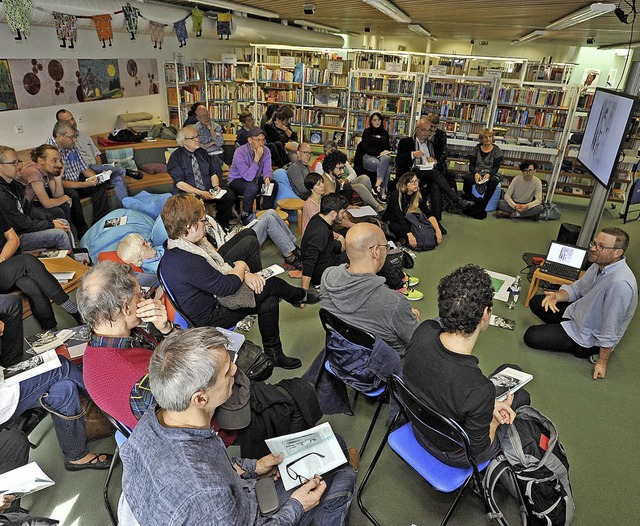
[293,19,341,32]
[189,0,279,19]
[408,24,436,40]
[361,0,411,23]
[512,30,547,44]
[546,3,615,31]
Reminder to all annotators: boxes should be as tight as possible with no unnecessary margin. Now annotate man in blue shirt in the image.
[524,227,638,380]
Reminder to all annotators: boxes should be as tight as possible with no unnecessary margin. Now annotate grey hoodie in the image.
[320,264,420,357]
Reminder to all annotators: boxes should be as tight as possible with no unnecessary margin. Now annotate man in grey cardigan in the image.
[496,160,543,220]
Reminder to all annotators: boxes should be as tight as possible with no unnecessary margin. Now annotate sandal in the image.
[65,452,113,472]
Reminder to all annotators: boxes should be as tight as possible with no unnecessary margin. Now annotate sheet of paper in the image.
[0,462,54,497]
[486,270,516,303]
[348,206,377,218]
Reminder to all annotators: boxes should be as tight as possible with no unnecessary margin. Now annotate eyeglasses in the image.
[299,150,313,155]
[416,127,430,132]
[589,241,618,252]
[184,136,200,141]
[408,178,419,184]
[285,452,325,484]
[63,133,78,139]
[0,160,23,166]
[369,243,392,251]
[523,169,535,174]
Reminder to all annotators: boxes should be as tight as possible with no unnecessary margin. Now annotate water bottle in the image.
[507,276,521,309]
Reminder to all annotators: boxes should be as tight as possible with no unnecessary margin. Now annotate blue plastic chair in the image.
[103,414,133,526]
[357,375,493,526]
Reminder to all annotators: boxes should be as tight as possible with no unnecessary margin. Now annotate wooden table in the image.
[277,198,306,234]
[524,267,584,307]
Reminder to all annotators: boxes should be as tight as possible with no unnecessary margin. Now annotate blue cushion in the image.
[272,168,299,221]
[485,182,502,212]
[122,191,171,219]
[388,423,490,493]
[150,215,168,247]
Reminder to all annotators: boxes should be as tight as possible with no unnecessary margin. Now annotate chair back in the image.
[389,375,478,470]
[320,308,375,348]
[157,259,194,328]
[103,412,133,439]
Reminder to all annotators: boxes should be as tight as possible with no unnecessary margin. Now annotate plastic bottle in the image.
[507,276,521,309]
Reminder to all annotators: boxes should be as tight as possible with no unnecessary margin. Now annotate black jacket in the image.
[360,126,390,157]
[0,177,55,234]
[395,136,417,177]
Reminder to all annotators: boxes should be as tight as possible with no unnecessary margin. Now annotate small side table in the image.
[277,198,305,234]
[257,208,289,226]
[524,268,584,307]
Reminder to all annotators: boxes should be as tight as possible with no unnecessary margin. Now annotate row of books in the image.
[348,115,407,135]
[576,92,595,111]
[495,87,568,108]
[260,88,305,104]
[257,66,294,82]
[205,63,249,81]
[314,92,348,108]
[207,84,233,100]
[493,109,568,129]
[349,96,412,113]
[207,104,233,121]
[432,102,490,122]
[350,77,415,95]
[423,81,493,102]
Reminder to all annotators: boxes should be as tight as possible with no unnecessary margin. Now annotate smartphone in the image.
[255,477,280,516]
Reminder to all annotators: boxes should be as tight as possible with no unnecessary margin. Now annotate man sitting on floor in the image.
[321,222,420,358]
[524,227,637,379]
[118,327,357,526]
[287,143,313,199]
[496,161,543,220]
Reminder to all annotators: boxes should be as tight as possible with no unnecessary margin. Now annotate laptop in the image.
[539,241,588,281]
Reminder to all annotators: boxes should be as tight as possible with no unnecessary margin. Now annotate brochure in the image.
[104,217,128,228]
[0,462,55,498]
[95,170,112,184]
[52,271,75,283]
[25,331,64,354]
[261,182,275,196]
[347,206,378,218]
[216,327,245,362]
[489,367,533,401]
[489,314,516,331]
[209,187,228,199]
[56,324,91,361]
[257,264,285,280]
[265,422,347,491]
[37,249,69,259]
[2,350,62,386]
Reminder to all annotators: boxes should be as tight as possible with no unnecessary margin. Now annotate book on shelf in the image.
[1,350,61,386]
[0,462,55,498]
[489,367,533,401]
[265,422,347,490]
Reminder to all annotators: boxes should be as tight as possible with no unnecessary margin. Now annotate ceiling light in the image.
[408,24,436,40]
[512,30,547,44]
[598,41,640,50]
[188,0,279,19]
[546,3,616,31]
[361,0,411,24]
[293,19,341,32]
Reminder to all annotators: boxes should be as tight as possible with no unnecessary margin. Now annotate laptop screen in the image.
[546,242,588,269]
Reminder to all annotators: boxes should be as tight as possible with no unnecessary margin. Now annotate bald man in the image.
[320,223,420,357]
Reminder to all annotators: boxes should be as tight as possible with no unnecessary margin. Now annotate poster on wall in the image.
[9,59,80,109]
[581,69,601,88]
[118,58,159,97]
[0,60,18,111]
[78,59,122,101]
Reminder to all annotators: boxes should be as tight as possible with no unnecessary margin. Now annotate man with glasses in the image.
[321,222,420,357]
[167,125,236,228]
[496,161,543,220]
[524,227,637,379]
[287,143,314,199]
[47,120,110,226]
[118,327,357,526]
[193,104,225,158]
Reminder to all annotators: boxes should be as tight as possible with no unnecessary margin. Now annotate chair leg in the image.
[359,395,385,457]
[440,476,473,526]
[103,445,120,526]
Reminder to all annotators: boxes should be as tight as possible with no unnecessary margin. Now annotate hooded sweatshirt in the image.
[320,264,419,357]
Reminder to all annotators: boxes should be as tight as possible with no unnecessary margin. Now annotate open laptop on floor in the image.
[539,241,588,281]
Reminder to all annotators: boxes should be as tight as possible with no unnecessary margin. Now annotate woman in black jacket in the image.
[383,172,443,249]
[360,111,393,201]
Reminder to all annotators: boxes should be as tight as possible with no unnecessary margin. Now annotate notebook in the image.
[539,241,587,281]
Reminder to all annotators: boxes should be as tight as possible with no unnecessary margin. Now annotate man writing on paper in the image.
[524,227,637,379]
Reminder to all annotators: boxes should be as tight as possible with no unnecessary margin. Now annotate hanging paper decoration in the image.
[174,18,188,48]
[217,13,232,40]
[4,0,32,40]
[150,21,165,49]
[122,3,141,40]
[92,14,113,48]
[53,12,77,49]
[192,8,204,37]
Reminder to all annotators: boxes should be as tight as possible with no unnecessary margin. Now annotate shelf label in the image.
[221,54,237,65]
[328,61,344,74]
[483,67,503,80]
[280,56,296,69]
[429,65,447,76]
[385,62,403,72]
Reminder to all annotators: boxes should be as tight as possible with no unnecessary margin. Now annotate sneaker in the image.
[589,353,600,365]
[397,286,423,301]
[403,274,419,287]
[283,254,303,271]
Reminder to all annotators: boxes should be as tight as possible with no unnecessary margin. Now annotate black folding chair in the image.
[103,413,133,526]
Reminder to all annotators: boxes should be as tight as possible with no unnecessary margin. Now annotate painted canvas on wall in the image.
[0,60,18,111]
[78,59,122,101]
[9,59,80,109]
[118,58,160,97]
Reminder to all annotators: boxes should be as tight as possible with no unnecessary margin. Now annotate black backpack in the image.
[483,406,575,526]
[404,212,437,251]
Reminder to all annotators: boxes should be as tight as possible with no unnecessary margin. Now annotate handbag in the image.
[217,282,256,309]
[39,395,113,442]
[386,247,414,273]
[236,340,274,382]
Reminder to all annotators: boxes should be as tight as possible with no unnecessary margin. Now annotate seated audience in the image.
[56,109,130,206]
[236,109,254,146]
[263,105,299,158]
[0,146,72,251]
[47,120,110,226]
[167,125,236,229]
[287,143,313,199]
[78,261,175,429]
[301,172,325,233]
[461,128,501,220]
[360,111,392,201]
[192,104,224,157]
[183,102,203,126]
[160,194,317,369]
[425,113,456,190]
[321,223,420,357]
[383,172,443,247]
[0,213,81,331]
[403,264,530,467]
[524,227,637,379]
[496,161,543,220]
[227,127,278,223]
[118,327,357,526]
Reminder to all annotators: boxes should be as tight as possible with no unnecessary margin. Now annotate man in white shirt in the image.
[496,161,543,220]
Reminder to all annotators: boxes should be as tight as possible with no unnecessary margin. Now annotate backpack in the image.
[236,339,274,382]
[483,406,574,526]
[539,202,561,221]
[404,212,437,251]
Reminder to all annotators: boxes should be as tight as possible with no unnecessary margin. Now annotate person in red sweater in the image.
[77,261,175,429]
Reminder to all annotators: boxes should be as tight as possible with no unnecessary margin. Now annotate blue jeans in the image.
[19,224,73,251]
[251,209,296,256]
[363,154,392,189]
[2,357,89,462]
[91,164,128,206]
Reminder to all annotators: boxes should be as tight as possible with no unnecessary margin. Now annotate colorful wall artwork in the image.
[9,58,80,109]
[78,58,122,101]
[118,58,159,97]
[0,60,18,111]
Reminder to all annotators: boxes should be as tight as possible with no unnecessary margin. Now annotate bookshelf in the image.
[164,61,204,127]
[204,59,254,129]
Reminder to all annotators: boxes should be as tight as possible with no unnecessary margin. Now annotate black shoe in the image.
[458,198,474,211]
[298,288,320,307]
[70,311,84,325]
[272,354,302,370]
[126,169,144,180]
[438,222,447,235]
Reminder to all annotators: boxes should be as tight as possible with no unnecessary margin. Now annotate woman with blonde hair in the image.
[461,128,502,219]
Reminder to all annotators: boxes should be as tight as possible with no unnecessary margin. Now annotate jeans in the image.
[351,175,383,212]
[251,209,296,256]
[90,164,127,206]
[2,357,89,462]
[363,154,392,189]
[497,199,543,218]
[20,224,72,251]
[0,295,24,367]
[229,177,279,215]
[0,254,69,330]
[65,182,109,226]
[523,295,597,358]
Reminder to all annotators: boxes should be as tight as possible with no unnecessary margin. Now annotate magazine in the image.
[489,367,533,401]
[0,462,55,498]
[95,170,112,184]
[216,327,245,361]
[37,249,69,259]
[1,350,61,386]
[265,422,347,490]
[104,217,128,228]
[209,187,228,199]
[257,264,284,280]
[25,331,64,354]
[261,182,275,197]
[489,314,516,331]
